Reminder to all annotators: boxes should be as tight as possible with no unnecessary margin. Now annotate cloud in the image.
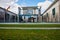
[0,0,22,14]
[0,0,18,8]
[0,0,55,14]
[37,0,54,13]
[0,0,18,3]
[9,3,22,14]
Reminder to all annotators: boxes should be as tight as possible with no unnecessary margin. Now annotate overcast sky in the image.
[0,0,54,14]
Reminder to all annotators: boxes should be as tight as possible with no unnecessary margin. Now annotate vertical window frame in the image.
[46,13,48,17]
[52,8,55,16]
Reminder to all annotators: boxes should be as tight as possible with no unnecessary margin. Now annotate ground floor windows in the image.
[5,13,9,22]
[0,12,5,22]
[19,15,38,22]
[52,8,55,17]
[46,13,48,17]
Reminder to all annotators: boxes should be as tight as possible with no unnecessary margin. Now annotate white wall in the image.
[43,1,60,22]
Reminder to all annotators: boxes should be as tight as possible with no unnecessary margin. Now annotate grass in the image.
[0,23,60,40]
[0,24,60,27]
[0,29,60,40]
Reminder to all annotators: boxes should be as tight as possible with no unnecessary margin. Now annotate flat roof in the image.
[22,6,38,10]
[20,14,38,16]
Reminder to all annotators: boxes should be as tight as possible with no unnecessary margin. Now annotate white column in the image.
[38,6,42,22]
[33,9,36,14]
[59,0,60,22]
[18,7,22,22]
[33,9,37,14]
[14,15,16,22]
[4,11,5,23]
[9,15,11,22]
[21,9,23,14]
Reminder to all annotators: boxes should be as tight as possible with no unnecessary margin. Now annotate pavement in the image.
[0,23,60,24]
[0,23,60,29]
[0,27,60,29]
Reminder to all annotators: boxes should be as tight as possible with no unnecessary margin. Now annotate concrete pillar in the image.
[18,7,21,22]
[49,14,52,22]
[4,11,5,23]
[38,15,42,22]
[37,16,38,22]
[38,6,42,22]
[53,17,55,23]
[9,15,11,22]
[59,0,60,22]
[33,9,36,14]
[14,15,16,22]
[47,18,48,22]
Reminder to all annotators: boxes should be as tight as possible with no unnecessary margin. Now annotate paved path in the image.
[0,23,60,29]
[0,27,60,29]
[0,23,60,24]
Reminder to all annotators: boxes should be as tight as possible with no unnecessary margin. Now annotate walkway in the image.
[0,27,60,29]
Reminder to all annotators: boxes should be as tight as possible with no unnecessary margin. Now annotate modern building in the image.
[0,6,42,23]
[1,0,60,23]
[0,7,17,23]
[42,0,60,23]
[18,6,42,22]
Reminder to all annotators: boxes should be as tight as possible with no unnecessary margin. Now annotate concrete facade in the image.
[18,6,41,22]
[0,7,17,23]
[42,0,60,23]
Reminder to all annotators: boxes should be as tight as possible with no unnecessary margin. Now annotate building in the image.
[0,6,42,23]
[18,6,42,22]
[42,0,60,23]
[0,7,17,23]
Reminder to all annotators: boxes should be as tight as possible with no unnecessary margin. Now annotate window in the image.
[38,9,41,15]
[27,9,33,14]
[46,13,48,17]
[52,8,55,15]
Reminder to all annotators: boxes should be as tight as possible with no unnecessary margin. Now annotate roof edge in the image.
[42,0,59,15]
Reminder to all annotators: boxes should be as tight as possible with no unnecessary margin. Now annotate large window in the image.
[52,8,55,16]
[27,9,33,14]
[5,13,9,22]
[46,13,48,17]
[0,11,4,22]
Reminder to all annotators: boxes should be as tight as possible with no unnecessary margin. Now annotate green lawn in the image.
[0,24,60,27]
[0,23,60,40]
[0,29,60,40]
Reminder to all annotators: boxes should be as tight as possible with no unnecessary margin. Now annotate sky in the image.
[0,0,55,14]
[17,0,45,6]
